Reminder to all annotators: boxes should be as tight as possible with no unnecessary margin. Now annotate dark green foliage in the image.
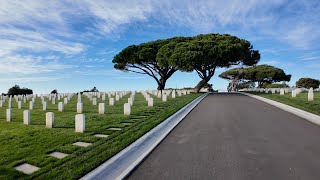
[219,68,247,91]
[113,37,191,90]
[82,87,99,93]
[219,65,291,90]
[296,78,320,89]
[171,34,260,92]
[245,65,291,87]
[50,89,58,94]
[7,85,33,95]
[237,81,255,89]
[262,83,289,88]
[113,34,260,92]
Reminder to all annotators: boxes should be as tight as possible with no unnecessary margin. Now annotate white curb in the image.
[81,93,209,180]
[240,92,320,126]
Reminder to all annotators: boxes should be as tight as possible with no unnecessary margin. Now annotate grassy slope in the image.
[0,92,201,179]
[247,92,320,116]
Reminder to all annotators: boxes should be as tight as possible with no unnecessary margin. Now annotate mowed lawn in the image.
[0,92,201,179]
[247,91,320,116]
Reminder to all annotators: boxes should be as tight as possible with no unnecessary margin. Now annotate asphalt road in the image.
[127,93,320,180]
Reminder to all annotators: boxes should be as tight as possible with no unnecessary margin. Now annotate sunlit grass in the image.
[247,91,320,116]
[0,92,201,179]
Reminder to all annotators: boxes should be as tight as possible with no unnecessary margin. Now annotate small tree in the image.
[7,85,33,95]
[219,68,246,91]
[51,89,58,94]
[245,65,291,88]
[91,87,99,92]
[296,78,320,89]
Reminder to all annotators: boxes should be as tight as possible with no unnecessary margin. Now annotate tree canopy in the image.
[219,65,291,90]
[296,78,320,89]
[219,68,246,91]
[262,83,289,88]
[244,65,291,88]
[51,89,58,94]
[113,33,260,92]
[113,37,191,90]
[170,34,260,92]
[82,87,99,93]
[7,85,33,96]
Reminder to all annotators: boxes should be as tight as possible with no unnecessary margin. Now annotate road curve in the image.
[126,93,320,180]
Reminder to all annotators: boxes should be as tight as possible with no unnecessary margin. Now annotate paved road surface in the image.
[127,93,320,180]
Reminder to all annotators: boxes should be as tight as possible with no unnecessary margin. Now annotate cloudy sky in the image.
[0,0,319,93]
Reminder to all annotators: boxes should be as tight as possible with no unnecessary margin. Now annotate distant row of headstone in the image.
[0,89,190,133]
[241,87,316,101]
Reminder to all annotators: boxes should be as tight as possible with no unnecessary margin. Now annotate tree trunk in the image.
[157,78,167,90]
[194,78,210,93]
[231,79,237,92]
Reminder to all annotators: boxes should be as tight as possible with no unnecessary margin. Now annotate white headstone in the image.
[58,102,64,112]
[109,98,114,106]
[18,101,22,109]
[128,97,133,106]
[98,103,105,114]
[23,110,30,125]
[29,101,34,110]
[115,94,120,101]
[124,103,131,115]
[46,112,54,128]
[280,89,284,95]
[64,97,68,104]
[292,89,296,97]
[43,101,47,110]
[8,100,12,109]
[77,103,83,113]
[162,94,167,102]
[52,98,56,104]
[148,98,153,107]
[308,88,314,101]
[6,109,12,122]
[0,100,3,107]
[75,114,85,133]
[77,93,82,103]
[92,98,97,105]
[172,91,176,98]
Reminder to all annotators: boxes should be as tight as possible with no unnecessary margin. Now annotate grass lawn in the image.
[0,92,201,179]
[247,91,320,116]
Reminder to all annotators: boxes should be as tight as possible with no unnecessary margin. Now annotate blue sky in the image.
[0,0,319,94]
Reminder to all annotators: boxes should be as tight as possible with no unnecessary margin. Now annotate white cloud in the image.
[301,56,320,61]
[0,0,319,85]
[0,55,75,74]
[0,76,61,83]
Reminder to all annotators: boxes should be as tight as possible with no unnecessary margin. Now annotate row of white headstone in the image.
[244,87,315,101]
[5,109,84,132]
[1,89,191,133]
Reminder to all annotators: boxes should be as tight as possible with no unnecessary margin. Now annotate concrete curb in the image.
[240,92,320,126]
[81,93,210,180]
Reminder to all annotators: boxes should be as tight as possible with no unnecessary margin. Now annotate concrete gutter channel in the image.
[82,92,320,180]
[81,93,210,180]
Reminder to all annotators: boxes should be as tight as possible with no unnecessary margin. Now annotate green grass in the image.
[0,92,201,179]
[247,91,320,116]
